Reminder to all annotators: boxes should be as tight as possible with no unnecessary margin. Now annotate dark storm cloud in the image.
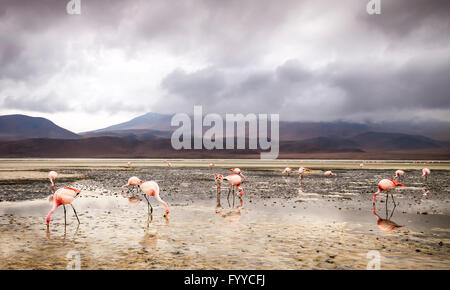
[359,0,450,41]
[0,0,449,123]
[2,93,71,113]
[159,55,450,121]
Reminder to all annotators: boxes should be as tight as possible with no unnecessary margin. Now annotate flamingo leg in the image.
[63,205,67,225]
[232,186,236,207]
[144,195,153,214]
[217,185,221,204]
[70,204,80,224]
[227,186,231,207]
[391,193,396,207]
[385,194,389,218]
[147,214,153,227]
[390,200,397,219]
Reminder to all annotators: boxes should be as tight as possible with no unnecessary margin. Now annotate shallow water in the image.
[0,165,449,269]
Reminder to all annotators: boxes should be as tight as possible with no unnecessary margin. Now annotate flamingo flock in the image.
[44,161,433,232]
[214,168,245,207]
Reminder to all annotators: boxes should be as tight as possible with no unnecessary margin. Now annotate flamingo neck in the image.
[46,201,59,223]
[154,192,170,213]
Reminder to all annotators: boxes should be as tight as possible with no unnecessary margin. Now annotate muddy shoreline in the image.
[0,160,449,269]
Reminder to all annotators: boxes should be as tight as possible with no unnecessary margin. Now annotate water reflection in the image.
[215,200,242,222]
[140,215,158,249]
[372,196,403,232]
[121,191,142,205]
[46,223,80,241]
[297,185,305,196]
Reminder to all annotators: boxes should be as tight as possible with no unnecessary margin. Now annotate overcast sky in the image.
[0,0,449,132]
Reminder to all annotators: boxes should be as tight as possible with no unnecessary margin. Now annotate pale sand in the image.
[0,158,449,171]
[0,196,449,270]
[0,159,449,269]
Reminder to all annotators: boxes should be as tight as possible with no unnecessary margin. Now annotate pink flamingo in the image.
[298,167,311,185]
[282,167,293,176]
[393,170,405,181]
[230,168,246,182]
[46,187,81,228]
[422,168,431,181]
[48,171,57,192]
[372,179,405,205]
[223,174,244,207]
[121,176,143,193]
[324,170,337,177]
[139,181,170,217]
[214,174,224,204]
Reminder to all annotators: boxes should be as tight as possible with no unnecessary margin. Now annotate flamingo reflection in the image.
[215,200,242,222]
[372,197,403,232]
[140,215,159,249]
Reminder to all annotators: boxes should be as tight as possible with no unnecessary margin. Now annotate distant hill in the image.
[82,129,172,141]
[0,133,448,159]
[88,112,173,133]
[0,113,449,159]
[0,114,80,141]
[84,112,450,142]
[352,132,443,151]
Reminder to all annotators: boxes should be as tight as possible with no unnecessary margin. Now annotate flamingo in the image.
[223,174,244,207]
[298,167,312,185]
[127,161,132,168]
[422,168,431,181]
[46,187,81,228]
[393,170,405,181]
[139,181,170,217]
[282,167,293,176]
[324,170,337,177]
[121,176,143,193]
[230,168,246,182]
[372,179,405,205]
[214,174,224,204]
[48,171,57,192]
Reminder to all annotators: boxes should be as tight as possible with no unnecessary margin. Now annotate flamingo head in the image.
[214,174,224,184]
[238,187,244,199]
[230,168,241,174]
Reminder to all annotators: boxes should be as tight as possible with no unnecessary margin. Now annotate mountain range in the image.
[0,113,449,159]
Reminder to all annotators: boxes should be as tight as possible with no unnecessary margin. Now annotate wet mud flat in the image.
[0,165,449,269]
